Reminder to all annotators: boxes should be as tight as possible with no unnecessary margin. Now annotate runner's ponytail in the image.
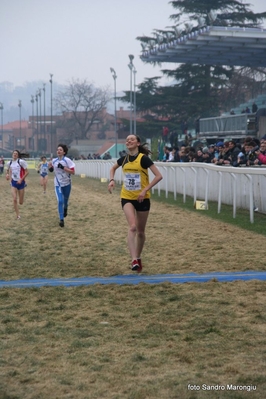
[136,135,152,156]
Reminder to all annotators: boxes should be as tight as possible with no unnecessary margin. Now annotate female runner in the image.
[48,144,75,227]
[6,150,29,219]
[108,135,162,272]
[38,156,49,193]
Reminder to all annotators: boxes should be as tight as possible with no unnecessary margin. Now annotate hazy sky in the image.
[1,0,266,93]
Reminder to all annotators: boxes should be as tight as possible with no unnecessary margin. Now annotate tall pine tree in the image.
[133,0,266,133]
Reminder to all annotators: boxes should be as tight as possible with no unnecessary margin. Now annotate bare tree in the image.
[55,79,111,140]
[218,67,266,111]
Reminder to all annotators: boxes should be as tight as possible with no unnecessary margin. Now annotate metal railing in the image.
[74,160,266,223]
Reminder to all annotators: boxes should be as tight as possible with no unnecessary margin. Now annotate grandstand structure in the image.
[198,112,266,143]
[198,93,266,141]
[141,26,266,142]
[141,26,266,68]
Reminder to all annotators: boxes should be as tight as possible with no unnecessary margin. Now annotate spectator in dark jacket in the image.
[224,140,241,165]
[208,145,216,162]
[195,148,205,162]
[252,102,258,113]
[201,147,212,163]
[215,142,230,165]
[246,141,260,166]
[173,146,181,162]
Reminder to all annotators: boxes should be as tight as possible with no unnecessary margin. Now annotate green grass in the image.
[151,189,266,236]
[1,174,266,398]
[0,282,266,398]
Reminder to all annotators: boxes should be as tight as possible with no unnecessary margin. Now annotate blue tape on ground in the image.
[0,271,266,288]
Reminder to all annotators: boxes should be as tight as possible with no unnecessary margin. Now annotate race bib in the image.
[124,173,141,191]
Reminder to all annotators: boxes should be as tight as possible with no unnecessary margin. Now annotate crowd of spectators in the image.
[74,151,112,160]
[161,135,266,167]
[87,153,102,160]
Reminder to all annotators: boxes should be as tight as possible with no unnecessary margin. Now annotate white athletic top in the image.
[9,159,28,181]
[40,162,48,175]
[52,156,75,187]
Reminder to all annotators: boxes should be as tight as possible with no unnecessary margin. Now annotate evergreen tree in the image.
[134,0,266,131]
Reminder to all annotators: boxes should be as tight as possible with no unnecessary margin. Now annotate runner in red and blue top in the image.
[48,144,75,228]
[6,150,29,220]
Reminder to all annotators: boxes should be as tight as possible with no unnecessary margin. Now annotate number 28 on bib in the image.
[124,173,141,191]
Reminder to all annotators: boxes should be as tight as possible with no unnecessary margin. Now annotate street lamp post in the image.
[43,83,46,149]
[35,92,39,152]
[38,88,42,140]
[128,54,134,134]
[110,67,117,158]
[30,95,34,151]
[49,74,53,155]
[30,95,34,125]
[0,102,3,149]
[18,100,22,149]
[133,66,137,135]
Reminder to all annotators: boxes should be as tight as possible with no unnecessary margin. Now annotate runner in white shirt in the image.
[48,144,75,228]
[37,156,49,194]
[6,150,29,220]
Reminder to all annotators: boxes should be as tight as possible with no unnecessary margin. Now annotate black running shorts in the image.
[121,198,151,212]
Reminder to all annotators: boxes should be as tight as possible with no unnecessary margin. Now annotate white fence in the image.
[74,160,266,223]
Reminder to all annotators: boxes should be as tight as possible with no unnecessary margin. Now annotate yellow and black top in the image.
[117,153,154,200]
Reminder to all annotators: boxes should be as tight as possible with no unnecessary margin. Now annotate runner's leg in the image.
[123,202,138,260]
[11,186,19,217]
[135,210,149,258]
[55,186,64,220]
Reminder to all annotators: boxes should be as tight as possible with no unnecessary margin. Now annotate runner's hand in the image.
[137,191,146,202]
[108,181,114,194]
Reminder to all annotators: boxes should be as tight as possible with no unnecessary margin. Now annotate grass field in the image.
[0,173,266,398]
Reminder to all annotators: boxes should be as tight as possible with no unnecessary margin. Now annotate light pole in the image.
[0,102,3,149]
[49,73,53,155]
[38,88,42,140]
[18,100,22,149]
[128,54,134,134]
[133,66,137,135]
[43,83,46,144]
[110,67,117,158]
[43,83,47,150]
[30,95,34,125]
[35,92,39,152]
[30,95,34,151]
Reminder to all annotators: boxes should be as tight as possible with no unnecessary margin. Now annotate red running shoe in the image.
[137,258,143,273]
[131,259,140,271]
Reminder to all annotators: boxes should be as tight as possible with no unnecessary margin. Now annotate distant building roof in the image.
[3,120,28,130]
